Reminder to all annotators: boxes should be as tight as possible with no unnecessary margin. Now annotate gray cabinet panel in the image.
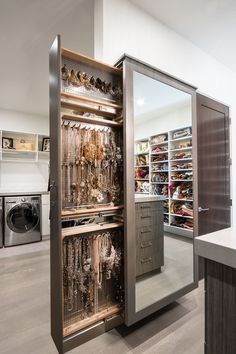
[136,201,164,277]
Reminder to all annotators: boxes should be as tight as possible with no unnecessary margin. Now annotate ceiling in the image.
[0,0,94,116]
[130,0,236,73]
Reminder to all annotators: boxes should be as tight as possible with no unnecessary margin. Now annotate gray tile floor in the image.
[0,240,204,354]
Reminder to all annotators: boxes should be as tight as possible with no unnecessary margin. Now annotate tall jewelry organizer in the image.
[50,36,124,353]
[50,36,199,353]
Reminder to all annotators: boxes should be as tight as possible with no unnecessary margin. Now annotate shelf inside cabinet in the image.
[62,48,122,76]
[151,160,168,164]
[169,135,192,142]
[61,112,122,127]
[150,151,168,155]
[151,182,169,184]
[169,147,192,152]
[170,179,193,182]
[135,152,149,155]
[63,304,122,337]
[170,169,192,172]
[170,158,192,162]
[170,198,193,202]
[150,141,168,147]
[62,222,123,239]
[61,92,121,119]
[170,213,193,219]
[61,204,124,218]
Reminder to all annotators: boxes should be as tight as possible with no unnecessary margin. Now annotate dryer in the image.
[4,195,41,247]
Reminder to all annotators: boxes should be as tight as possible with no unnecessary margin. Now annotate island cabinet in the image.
[195,228,236,354]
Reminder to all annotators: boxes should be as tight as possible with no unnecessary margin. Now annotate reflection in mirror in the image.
[134,72,193,312]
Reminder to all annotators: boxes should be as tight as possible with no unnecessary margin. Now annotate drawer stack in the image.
[135,201,164,276]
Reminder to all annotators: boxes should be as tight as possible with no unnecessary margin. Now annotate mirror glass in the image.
[133,72,193,312]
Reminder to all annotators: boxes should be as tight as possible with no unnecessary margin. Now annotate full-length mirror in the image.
[133,71,194,312]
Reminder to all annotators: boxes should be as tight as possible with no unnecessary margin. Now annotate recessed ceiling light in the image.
[136,98,145,106]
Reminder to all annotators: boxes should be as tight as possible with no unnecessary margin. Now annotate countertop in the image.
[195,227,236,269]
[135,194,165,203]
[0,191,49,196]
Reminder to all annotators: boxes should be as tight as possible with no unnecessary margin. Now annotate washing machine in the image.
[4,195,41,247]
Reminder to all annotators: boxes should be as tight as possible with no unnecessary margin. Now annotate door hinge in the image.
[229,117,232,125]
[229,199,232,206]
[229,158,232,165]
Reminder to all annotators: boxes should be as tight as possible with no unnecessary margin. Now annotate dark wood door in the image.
[197,94,231,278]
[197,93,231,235]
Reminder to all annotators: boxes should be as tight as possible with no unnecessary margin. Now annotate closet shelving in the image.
[50,39,125,350]
[134,139,150,194]
[134,126,193,237]
[0,130,49,163]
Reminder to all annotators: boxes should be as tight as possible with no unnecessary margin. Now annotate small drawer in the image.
[136,210,163,227]
[136,201,163,213]
[136,225,157,243]
[136,240,164,276]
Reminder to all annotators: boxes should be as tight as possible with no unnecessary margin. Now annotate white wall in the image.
[135,103,191,141]
[0,109,49,193]
[95,0,236,223]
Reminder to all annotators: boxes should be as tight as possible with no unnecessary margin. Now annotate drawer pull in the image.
[141,216,151,219]
[141,241,152,248]
[141,257,152,264]
[141,205,151,209]
[140,229,151,234]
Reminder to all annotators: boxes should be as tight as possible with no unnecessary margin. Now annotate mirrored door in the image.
[122,56,198,325]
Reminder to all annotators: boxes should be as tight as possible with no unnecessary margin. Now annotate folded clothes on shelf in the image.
[163,200,169,213]
[172,127,192,140]
[137,141,149,154]
[151,172,168,182]
[151,184,168,197]
[171,142,192,150]
[150,133,168,145]
[170,201,193,217]
[171,171,193,180]
[136,154,149,165]
[171,162,192,170]
[151,145,168,153]
[171,216,193,230]
[171,151,192,160]
[151,154,168,162]
[135,167,149,179]
[169,182,193,200]
[151,163,168,172]
[135,181,150,193]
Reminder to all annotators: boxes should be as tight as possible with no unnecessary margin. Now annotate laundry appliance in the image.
[4,195,41,247]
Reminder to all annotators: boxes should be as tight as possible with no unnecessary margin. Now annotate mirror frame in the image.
[120,55,199,326]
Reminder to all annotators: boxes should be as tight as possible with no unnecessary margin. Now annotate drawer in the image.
[136,243,164,276]
[136,209,163,227]
[135,201,163,213]
[136,224,163,243]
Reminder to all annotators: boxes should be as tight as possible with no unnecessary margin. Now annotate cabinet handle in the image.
[141,241,152,248]
[141,216,151,219]
[141,229,151,234]
[141,257,152,264]
[141,205,151,209]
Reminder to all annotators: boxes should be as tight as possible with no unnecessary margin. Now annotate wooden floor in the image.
[0,240,204,354]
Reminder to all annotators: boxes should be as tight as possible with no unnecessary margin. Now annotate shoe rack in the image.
[134,126,193,237]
